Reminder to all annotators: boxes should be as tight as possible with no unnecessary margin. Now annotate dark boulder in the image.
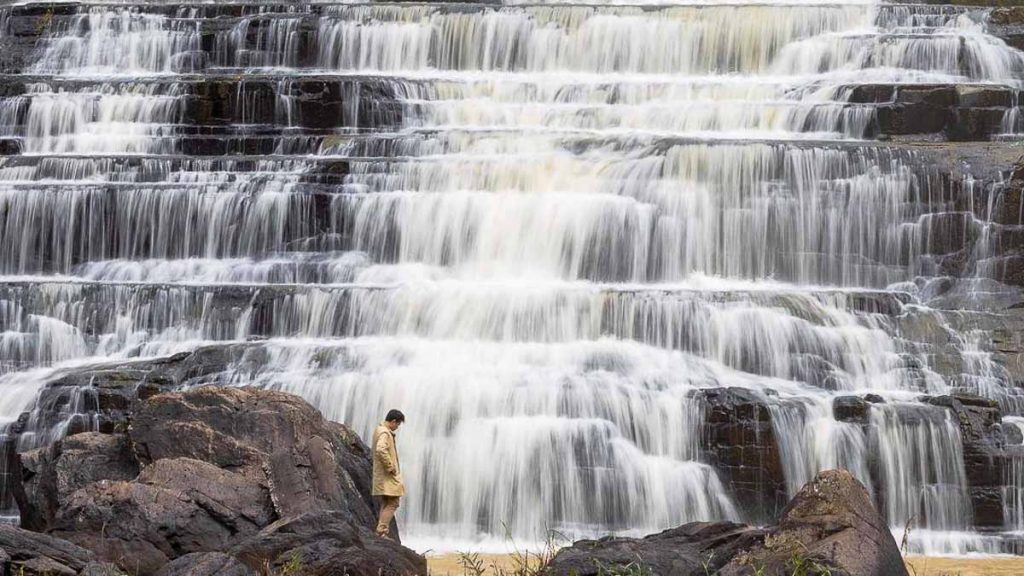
[0,524,94,575]
[230,511,427,576]
[18,432,140,531]
[21,348,235,440]
[832,396,869,424]
[1004,422,1024,446]
[544,522,763,576]
[80,563,129,576]
[155,552,256,576]
[136,458,275,532]
[51,480,237,574]
[130,386,377,529]
[7,383,418,575]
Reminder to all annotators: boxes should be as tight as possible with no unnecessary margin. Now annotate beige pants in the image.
[376,495,400,537]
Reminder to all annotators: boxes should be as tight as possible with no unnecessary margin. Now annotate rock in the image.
[18,433,140,531]
[544,522,764,576]
[17,556,78,575]
[22,348,235,438]
[956,86,1014,109]
[155,552,255,576]
[80,562,127,576]
[6,386,413,574]
[864,394,885,404]
[1004,422,1024,445]
[0,524,94,574]
[137,458,275,532]
[182,79,400,130]
[719,470,908,576]
[845,85,896,104]
[697,388,788,523]
[547,470,906,576]
[900,86,956,107]
[919,212,975,256]
[230,511,427,576]
[131,386,378,531]
[833,396,869,424]
[51,481,236,575]
[925,394,1008,528]
[844,84,1015,140]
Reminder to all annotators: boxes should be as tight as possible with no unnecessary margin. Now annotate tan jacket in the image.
[372,423,404,497]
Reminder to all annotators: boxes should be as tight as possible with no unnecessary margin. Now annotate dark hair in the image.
[385,409,405,423]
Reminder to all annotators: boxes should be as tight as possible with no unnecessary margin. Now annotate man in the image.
[372,409,405,538]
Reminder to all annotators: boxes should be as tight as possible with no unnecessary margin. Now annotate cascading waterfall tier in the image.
[0,0,1023,555]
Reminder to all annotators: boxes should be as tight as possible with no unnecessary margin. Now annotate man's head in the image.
[385,409,405,431]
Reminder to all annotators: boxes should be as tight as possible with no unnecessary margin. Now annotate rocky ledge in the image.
[545,469,907,576]
[1,386,427,576]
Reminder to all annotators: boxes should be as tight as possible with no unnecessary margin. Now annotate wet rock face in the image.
[20,347,237,440]
[847,84,1020,141]
[833,396,870,424]
[990,7,1024,50]
[547,469,907,576]
[3,386,426,576]
[698,388,788,524]
[926,394,1009,528]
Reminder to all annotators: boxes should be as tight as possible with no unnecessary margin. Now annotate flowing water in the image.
[0,0,1023,555]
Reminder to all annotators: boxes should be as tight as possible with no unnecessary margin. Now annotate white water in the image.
[0,0,1022,555]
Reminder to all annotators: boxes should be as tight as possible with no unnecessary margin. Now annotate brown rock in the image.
[544,522,764,576]
[137,458,276,532]
[0,524,94,574]
[79,563,127,576]
[720,470,908,576]
[130,386,377,529]
[51,481,235,574]
[833,396,869,424]
[230,511,427,576]
[155,552,256,576]
[926,394,1008,528]
[698,388,788,523]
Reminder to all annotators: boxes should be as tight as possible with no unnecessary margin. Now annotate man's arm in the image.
[375,430,399,475]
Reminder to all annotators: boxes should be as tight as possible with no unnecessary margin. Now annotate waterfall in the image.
[1004,417,1024,537]
[0,0,1022,554]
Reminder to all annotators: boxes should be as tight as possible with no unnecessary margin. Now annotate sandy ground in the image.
[425,554,1024,575]
[904,556,1024,576]
[426,553,539,575]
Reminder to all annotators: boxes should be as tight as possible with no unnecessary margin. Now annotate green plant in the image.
[280,551,304,575]
[701,551,715,576]
[458,551,487,576]
[485,521,568,576]
[900,515,916,557]
[591,558,653,576]
[785,550,832,576]
[35,8,53,35]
